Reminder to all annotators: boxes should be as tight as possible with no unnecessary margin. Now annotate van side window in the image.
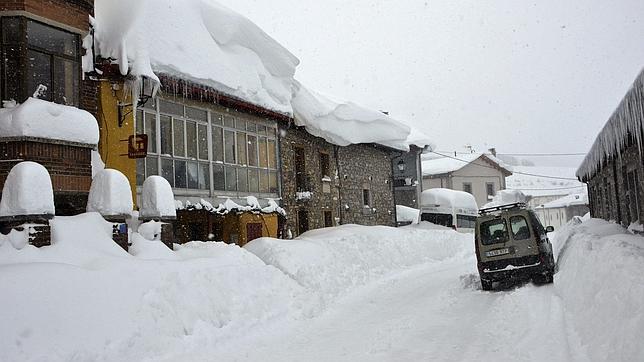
[528,211,546,237]
[421,213,453,227]
[457,214,476,228]
[510,216,531,240]
[480,219,509,245]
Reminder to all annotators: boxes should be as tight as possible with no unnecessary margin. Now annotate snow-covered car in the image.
[419,188,478,233]
[475,202,555,290]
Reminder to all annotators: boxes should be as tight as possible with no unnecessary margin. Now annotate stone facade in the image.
[0,0,93,31]
[392,148,423,208]
[585,139,643,226]
[279,125,396,237]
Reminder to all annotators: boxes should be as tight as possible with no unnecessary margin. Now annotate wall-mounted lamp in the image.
[397,159,406,172]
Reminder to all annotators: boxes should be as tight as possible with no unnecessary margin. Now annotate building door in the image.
[297,209,309,235]
[246,223,263,244]
[324,211,333,227]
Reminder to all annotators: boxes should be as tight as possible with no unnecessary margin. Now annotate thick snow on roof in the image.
[0,162,54,217]
[538,193,588,209]
[0,97,99,145]
[291,82,433,151]
[506,166,585,197]
[420,188,478,215]
[422,153,510,176]
[140,176,176,219]
[87,169,133,217]
[577,69,644,180]
[93,0,299,114]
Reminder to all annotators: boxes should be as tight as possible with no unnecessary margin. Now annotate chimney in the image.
[488,148,497,157]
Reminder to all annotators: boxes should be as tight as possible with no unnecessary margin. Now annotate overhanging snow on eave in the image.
[577,68,644,181]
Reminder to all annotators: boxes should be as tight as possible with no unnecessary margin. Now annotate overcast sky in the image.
[218,0,644,167]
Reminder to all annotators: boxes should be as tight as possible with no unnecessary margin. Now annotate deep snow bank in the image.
[246,224,473,306]
[0,215,472,361]
[554,218,644,361]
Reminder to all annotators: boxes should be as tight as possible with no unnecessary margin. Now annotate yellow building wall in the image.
[96,81,138,207]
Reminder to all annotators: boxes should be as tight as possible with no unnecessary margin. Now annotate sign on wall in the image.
[128,134,148,159]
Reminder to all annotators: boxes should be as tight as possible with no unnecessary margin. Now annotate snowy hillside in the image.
[506,166,585,197]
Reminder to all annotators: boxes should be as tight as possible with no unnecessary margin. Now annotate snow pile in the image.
[291,81,432,151]
[86,169,133,217]
[420,188,478,215]
[92,0,299,114]
[0,97,99,145]
[140,176,176,219]
[577,69,644,180]
[506,166,585,197]
[0,213,309,361]
[554,218,644,361]
[482,189,527,209]
[396,205,420,224]
[422,152,510,176]
[177,197,286,216]
[245,224,472,305]
[0,162,54,217]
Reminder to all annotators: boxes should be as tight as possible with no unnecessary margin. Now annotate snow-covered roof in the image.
[420,188,478,215]
[0,162,54,217]
[291,81,433,151]
[577,68,644,180]
[481,190,528,209]
[422,153,511,176]
[0,97,99,145]
[506,166,585,197]
[92,0,299,115]
[537,193,589,209]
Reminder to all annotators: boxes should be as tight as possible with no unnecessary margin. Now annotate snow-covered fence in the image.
[87,169,133,250]
[139,176,176,249]
[0,161,54,247]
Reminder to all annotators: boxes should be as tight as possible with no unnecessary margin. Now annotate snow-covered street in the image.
[2,216,643,361]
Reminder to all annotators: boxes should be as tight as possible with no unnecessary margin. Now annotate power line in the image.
[506,186,586,191]
[497,153,586,157]
[428,151,581,181]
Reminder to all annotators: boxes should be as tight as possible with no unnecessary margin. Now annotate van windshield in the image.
[480,218,509,245]
[421,213,453,227]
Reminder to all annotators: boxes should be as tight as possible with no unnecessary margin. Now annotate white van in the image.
[420,188,479,232]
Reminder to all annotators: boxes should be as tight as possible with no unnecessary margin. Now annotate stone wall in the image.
[279,126,339,236]
[0,0,93,31]
[336,144,396,227]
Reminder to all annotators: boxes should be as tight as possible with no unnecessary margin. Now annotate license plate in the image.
[486,248,509,257]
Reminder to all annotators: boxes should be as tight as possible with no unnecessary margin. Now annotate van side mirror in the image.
[545,226,554,233]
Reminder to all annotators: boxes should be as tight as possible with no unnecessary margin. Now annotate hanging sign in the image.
[128,134,148,159]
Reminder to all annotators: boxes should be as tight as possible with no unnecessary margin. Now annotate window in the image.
[320,152,330,178]
[456,214,476,229]
[480,218,508,245]
[362,189,371,207]
[510,215,531,240]
[324,211,333,227]
[136,99,279,194]
[486,183,495,198]
[294,146,306,192]
[463,183,472,194]
[1,17,80,105]
[421,213,453,227]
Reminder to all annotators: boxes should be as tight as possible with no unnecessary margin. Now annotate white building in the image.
[422,153,512,207]
[534,193,589,230]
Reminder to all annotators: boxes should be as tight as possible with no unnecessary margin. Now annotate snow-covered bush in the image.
[87,169,133,217]
[0,161,54,217]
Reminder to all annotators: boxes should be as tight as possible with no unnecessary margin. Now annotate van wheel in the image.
[481,279,493,291]
[534,272,553,285]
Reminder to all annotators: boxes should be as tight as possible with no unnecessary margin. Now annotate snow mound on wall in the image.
[396,205,420,224]
[0,97,99,145]
[0,162,54,217]
[140,176,176,219]
[554,219,644,361]
[93,0,299,114]
[87,169,133,216]
[291,81,432,151]
[245,224,472,306]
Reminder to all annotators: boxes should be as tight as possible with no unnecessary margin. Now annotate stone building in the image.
[391,147,425,208]
[0,0,98,214]
[577,70,644,226]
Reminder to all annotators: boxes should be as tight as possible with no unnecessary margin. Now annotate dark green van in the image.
[475,203,555,290]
